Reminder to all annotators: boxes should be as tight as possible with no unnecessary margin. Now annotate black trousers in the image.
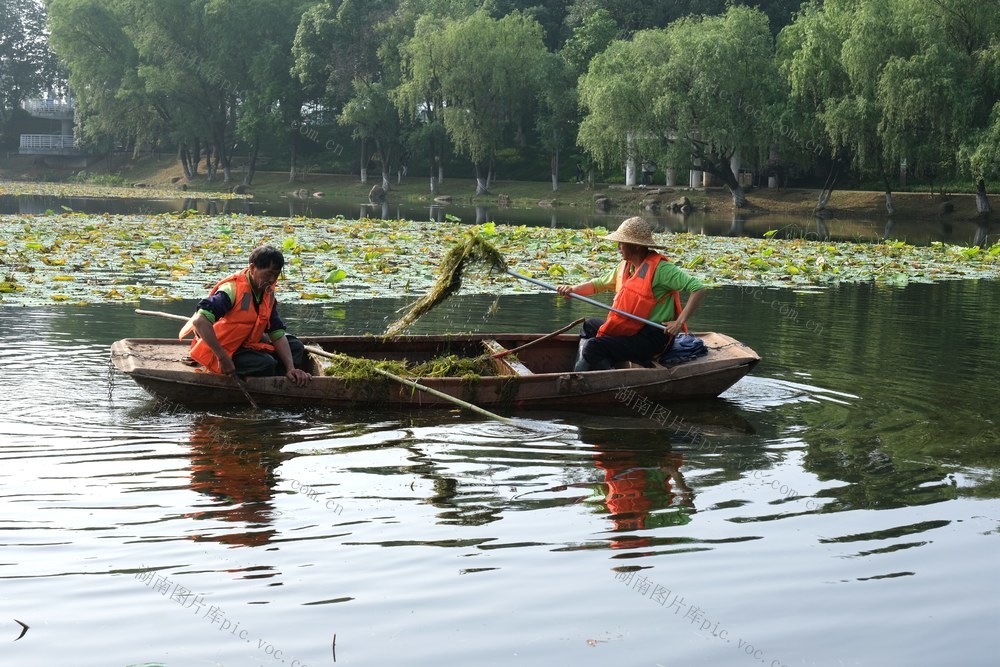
[575,318,671,371]
[232,335,306,377]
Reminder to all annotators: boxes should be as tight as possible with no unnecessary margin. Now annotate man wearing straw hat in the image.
[556,216,706,372]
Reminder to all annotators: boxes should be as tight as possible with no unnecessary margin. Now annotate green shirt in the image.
[592,257,705,323]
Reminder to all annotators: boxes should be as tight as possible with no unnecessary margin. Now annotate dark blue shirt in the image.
[196,280,287,340]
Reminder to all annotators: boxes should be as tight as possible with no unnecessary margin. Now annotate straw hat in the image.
[605,216,663,247]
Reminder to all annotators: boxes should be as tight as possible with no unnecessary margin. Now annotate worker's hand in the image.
[664,320,685,336]
[556,285,574,297]
[286,368,312,387]
[218,353,236,376]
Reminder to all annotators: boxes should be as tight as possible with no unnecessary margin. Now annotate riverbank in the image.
[0,153,989,222]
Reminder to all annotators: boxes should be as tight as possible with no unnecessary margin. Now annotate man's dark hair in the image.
[249,245,285,270]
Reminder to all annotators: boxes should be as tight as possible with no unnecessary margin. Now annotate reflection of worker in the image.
[557,217,706,371]
[182,245,311,386]
[186,417,279,547]
[592,447,693,548]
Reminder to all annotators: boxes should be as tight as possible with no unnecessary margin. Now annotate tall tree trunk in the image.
[178,143,192,180]
[976,179,992,216]
[475,162,490,195]
[288,136,297,183]
[382,163,390,192]
[882,173,896,215]
[243,135,259,186]
[204,143,216,182]
[551,131,559,192]
[191,137,201,176]
[220,141,232,184]
[359,139,368,184]
[815,160,840,212]
[707,159,747,207]
[430,154,439,195]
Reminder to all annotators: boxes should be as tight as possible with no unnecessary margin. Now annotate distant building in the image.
[19,96,79,156]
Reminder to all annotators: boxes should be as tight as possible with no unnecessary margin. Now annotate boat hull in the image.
[111,333,760,410]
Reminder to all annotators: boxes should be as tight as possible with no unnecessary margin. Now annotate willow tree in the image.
[961,104,1000,217]
[783,0,1000,215]
[578,5,784,208]
[293,0,398,184]
[431,10,549,195]
[394,14,456,195]
[339,80,402,192]
[47,0,156,153]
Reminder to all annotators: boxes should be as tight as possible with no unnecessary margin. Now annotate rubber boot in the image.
[573,338,591,372]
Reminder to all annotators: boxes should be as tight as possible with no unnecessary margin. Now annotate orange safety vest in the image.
[597,253,683,337]
[189,270,276,373]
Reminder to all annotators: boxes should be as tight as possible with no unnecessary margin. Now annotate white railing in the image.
[19,134,78,152]
[22,99,75,117]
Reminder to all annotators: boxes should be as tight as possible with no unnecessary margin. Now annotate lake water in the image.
[2,282,998,666]
[1,191,995,247]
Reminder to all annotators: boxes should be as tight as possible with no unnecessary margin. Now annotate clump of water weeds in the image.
[384,234,508,337]
[323,353,496,382]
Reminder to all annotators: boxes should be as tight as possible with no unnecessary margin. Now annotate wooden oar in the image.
[486,317,586,360]
[505,269,669,332]
[134,309,259,409]
[303,345,516,426]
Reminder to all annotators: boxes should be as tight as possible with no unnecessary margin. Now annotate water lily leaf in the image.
[763,229,778,238]
[324,269,347,284]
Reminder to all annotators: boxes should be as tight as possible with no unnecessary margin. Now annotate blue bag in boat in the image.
[658,333,708,365]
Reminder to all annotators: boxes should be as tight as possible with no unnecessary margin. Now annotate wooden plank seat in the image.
[482,339,535,376]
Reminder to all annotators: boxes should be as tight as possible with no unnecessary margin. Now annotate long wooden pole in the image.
[303,345,516,426]
[487,317,585,359]
[134,309,259,409]
[505,269,668,332]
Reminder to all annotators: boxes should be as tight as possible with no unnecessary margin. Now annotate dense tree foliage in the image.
[780,0,1000,213]
[579,6,785,207]
[0,0,60,144]
[26,0,997,210]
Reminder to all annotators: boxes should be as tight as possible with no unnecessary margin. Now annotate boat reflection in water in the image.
[184,415,282,547]
[589,446,693,549]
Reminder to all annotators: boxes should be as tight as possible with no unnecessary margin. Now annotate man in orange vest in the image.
[556,216,706,372]
[184,246,312,386]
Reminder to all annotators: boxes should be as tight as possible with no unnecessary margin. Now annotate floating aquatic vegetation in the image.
[321,352,495,381]
[0,180,249,201]
[383,233,508,337]
[0,212,998,307]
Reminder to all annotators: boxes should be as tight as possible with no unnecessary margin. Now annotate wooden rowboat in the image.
[110,332,760,410]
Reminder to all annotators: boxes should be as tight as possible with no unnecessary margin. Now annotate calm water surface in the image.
[2,283,999,666]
